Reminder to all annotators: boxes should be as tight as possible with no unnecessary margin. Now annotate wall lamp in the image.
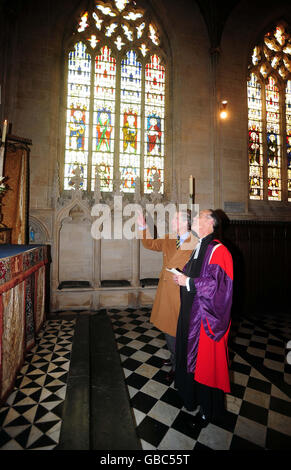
[220,100,228,119]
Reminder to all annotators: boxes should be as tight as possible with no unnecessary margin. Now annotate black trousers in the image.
[164,333,176,370]
[194,380,226,423]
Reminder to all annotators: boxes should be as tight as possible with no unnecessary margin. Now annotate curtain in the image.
[2,144,29,244]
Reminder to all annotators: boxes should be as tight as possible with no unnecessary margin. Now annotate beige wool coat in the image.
[142,230,197,337]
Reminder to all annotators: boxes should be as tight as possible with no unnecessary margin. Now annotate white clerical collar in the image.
[192,232,214,259]
[193,238,202,259]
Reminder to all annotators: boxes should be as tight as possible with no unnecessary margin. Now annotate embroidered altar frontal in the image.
[0,245,49,404]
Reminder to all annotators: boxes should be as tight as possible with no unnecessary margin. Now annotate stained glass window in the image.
[65,41,91,190]
[92,46,116,192]
[266,76,281,201]
[120,50,142,192]
[64,0,166,195]
[247,73,263,200]
[144,55,165,193]
[247,22,291,203]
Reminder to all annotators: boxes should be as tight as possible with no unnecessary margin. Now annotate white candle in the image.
[2,120,7,143]
[189,175,193,195]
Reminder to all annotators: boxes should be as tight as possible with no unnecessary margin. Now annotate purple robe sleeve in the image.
[192,263,233,342]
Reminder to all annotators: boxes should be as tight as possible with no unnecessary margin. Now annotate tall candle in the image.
[189,175,193,195]
[2,120,7,143]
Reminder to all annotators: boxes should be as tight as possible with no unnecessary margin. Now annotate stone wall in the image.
[1,0,291,310]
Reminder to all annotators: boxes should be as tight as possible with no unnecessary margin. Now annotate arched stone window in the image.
[63,0,166,195]
[247,21,291,202]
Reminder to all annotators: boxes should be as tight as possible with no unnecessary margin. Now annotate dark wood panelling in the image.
[218,220,291,315]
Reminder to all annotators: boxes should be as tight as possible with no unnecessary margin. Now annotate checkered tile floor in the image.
[229,313,291,387]
[0,319,75,450]
[250,312,291,343]
[108,308,291,450]
[1,309,291,450]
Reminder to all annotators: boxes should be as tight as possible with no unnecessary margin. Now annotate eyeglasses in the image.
[193,213,213,223]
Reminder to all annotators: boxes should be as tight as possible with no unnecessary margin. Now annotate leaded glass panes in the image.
[248,73,263,200]
[266,76,281,200]
[149,24,159,46]
[115,0,129,11]
[65,41,91,190]
[78,12,89,32]
[144,55,165,193]
[123,11,143,21]
[93,12,103,30]
[96,5,116,16]
[136,22,145,39]
[120,51,142,192]
[92,46,116,192]
[247,21,291,203]
[65,1,166,194]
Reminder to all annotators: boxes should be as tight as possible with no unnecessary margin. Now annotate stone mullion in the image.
[114,56,122,185]
[62,52,70,191]
[87,52,95,193]
[140,57,146,196]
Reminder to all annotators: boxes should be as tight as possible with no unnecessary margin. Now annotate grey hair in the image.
[207,209,220,230]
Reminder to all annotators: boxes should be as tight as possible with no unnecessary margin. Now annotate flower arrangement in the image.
[0,176,7,194]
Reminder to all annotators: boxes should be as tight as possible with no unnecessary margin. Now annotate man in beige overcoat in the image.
[138,210,196,382]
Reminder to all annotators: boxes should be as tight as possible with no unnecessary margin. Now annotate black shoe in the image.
[165,369,175,384]
[184,403,199,413]
[162,358,172,367]
[187,413,209,429]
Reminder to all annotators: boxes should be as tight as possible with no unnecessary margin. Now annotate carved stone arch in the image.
[28,216,50,244]
[55,192,92,226]
[69,203,85,219]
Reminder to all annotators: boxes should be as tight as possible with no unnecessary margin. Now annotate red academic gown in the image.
[186,240,233,394]
[194,243,233,393]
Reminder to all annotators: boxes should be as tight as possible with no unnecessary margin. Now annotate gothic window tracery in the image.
[64,0,166,194]
[248,21,291,202]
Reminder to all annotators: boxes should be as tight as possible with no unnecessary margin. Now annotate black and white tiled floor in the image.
[0,319,75,450]
[229,312,291,389]
[0,308,290,450]
[108,307,291,450]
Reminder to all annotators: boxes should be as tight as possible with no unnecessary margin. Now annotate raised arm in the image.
[137,211,164,252]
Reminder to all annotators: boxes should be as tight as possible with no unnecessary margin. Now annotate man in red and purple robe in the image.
[172,209,233,429]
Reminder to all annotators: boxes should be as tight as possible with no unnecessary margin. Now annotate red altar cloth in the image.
[0,244,49,404]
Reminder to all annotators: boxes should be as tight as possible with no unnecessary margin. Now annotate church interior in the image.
[0,0,291,452]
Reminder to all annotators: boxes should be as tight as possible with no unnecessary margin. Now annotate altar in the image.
[0,244,49,404]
